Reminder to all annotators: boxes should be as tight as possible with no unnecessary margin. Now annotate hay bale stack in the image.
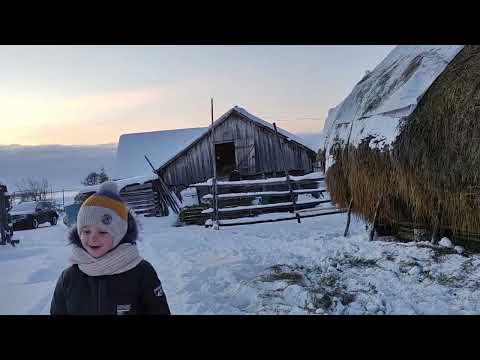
[394,45,480,235]
[322,45,480,241]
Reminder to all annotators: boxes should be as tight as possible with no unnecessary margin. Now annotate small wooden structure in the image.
[77,174,181,218]
[76,174,162,217]
[118,181,160,216]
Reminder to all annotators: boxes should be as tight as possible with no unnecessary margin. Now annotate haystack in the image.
[321,45,480,244]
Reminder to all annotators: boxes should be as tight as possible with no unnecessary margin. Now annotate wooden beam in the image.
[202,187,327,201]
[344,198,353,237]
[273,122,300,223]
[202,199,333,214]
[193,175,325,188]
[209,98,219,229]
[369,197,382,241]
[205,209,346,227]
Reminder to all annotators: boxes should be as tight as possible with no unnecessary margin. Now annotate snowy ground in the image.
[0,223,71,315]
[2,207,480,315]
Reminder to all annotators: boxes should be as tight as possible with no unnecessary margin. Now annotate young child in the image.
[50,181,171,315]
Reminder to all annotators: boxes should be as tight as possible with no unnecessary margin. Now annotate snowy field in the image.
[1,207,480,315]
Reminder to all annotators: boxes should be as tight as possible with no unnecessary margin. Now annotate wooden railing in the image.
[194,172,346,227]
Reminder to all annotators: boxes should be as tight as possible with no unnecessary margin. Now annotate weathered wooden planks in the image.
[158,112,316,188]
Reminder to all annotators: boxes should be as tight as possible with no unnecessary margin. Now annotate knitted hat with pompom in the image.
[76,181,128,248]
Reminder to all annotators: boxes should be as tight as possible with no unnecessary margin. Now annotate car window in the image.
[12,202,37,212]
[36,203,43,210]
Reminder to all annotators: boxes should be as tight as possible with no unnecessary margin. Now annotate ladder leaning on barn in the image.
[144,155,181,216]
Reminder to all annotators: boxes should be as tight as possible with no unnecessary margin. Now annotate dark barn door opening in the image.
[215,142,236,177]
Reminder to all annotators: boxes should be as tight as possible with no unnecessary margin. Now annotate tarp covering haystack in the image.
[320,45,480,244]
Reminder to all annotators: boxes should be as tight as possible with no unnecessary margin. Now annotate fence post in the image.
[369,198,382,241]
[209,98,219,229]
[273,123,300,223]
[344,198,353,237]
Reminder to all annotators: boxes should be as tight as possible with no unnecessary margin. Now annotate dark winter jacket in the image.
[50,260,171,315]
[50,212,171,315]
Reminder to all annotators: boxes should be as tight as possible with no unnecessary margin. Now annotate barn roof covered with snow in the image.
[321,45,464,170]
[113,127,208,180]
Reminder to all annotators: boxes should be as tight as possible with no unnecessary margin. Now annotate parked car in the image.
[10,201,59,230]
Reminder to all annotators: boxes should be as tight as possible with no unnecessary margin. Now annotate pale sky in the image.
[0,45,395,145]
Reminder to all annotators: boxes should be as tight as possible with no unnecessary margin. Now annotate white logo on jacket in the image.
[154,285,164,297]
[116,304,131,315]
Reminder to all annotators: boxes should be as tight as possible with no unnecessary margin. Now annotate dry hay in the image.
[326,45,480,238]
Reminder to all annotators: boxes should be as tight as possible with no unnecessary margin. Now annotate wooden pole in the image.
[161,177,181,213]
[369,197,382,241]
[145,155,181,215]
[344,197,353,237]
[273,123,300,223]
[210,98,219,229]
[262,173,267,204]
[195,187,202,206]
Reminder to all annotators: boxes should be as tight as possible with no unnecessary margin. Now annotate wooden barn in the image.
[78,106,317,218]
[156,106,317,190]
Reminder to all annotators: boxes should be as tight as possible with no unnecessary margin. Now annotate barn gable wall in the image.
[159,113,315,187]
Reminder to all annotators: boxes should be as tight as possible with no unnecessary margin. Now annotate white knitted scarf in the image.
[70,243,143,277]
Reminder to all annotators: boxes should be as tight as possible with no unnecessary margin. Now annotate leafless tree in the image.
[15,178,50,202]
[81,167,109,186]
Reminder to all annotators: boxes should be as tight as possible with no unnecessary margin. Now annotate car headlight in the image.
[16,215,28,220]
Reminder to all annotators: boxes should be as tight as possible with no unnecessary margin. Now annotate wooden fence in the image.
[193,173,345,227]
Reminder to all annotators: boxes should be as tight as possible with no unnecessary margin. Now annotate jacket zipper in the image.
[97,279,102,313]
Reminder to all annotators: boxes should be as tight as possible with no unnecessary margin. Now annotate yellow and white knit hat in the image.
[76,181,129,248]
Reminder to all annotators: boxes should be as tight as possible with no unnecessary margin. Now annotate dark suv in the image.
[10,201,59,230]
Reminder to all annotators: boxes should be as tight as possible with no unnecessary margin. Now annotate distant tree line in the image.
[81,167,109,186]
[15,178,51,201]
[10,167,110,204]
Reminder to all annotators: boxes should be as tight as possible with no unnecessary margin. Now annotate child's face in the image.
[79,224,114,258]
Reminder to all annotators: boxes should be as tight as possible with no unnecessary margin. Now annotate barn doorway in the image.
[215,142,236,177]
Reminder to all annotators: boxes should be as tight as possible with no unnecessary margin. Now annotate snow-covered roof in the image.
[229,106,314,150]
[78,173,158,195]
[321,45,464,171]
[113,127,208,180]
